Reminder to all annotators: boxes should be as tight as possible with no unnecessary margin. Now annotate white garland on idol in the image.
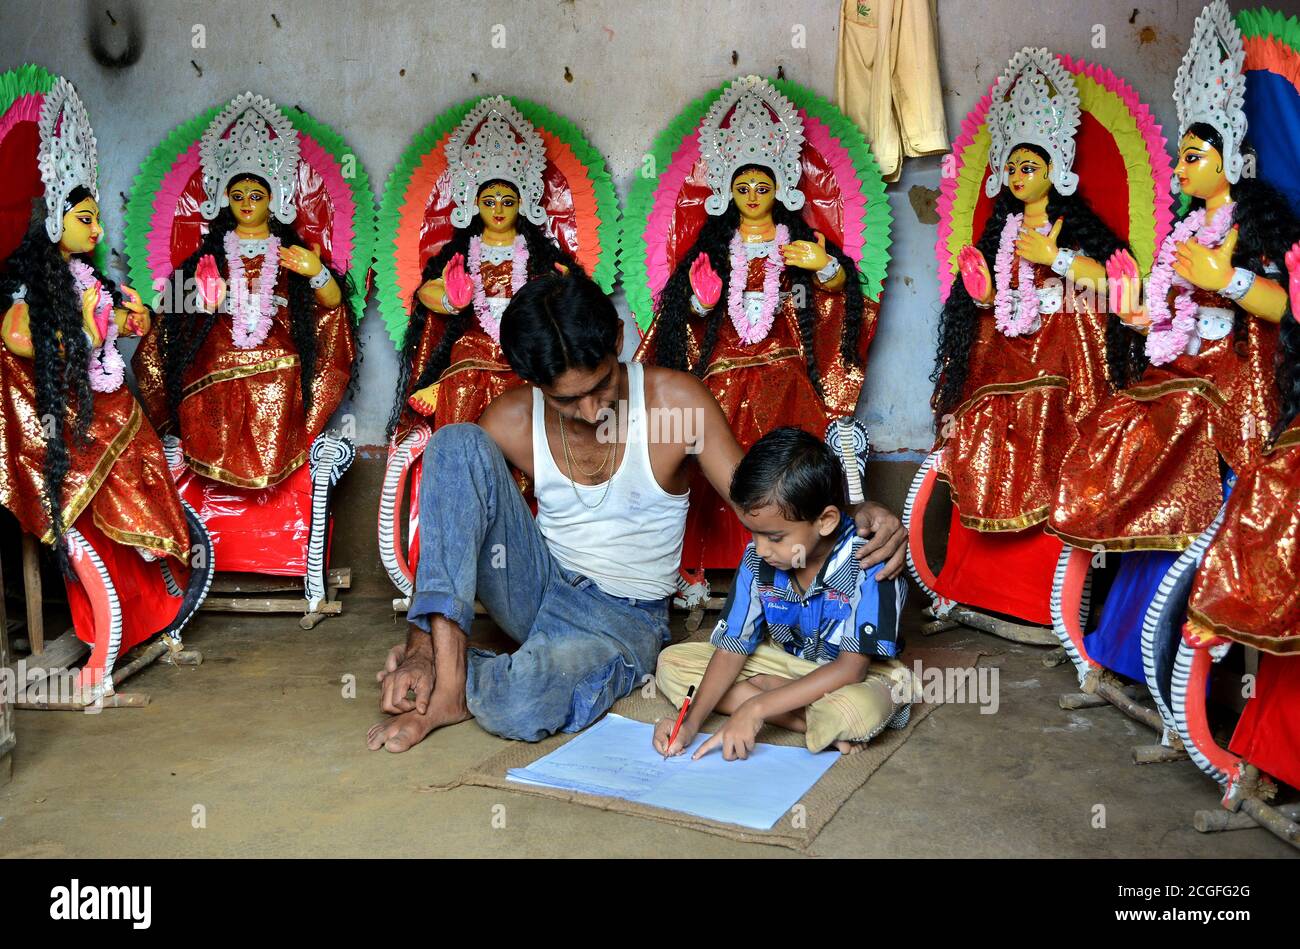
[68,259,124,393]
[727,224,789,345]
[223,231,280,349]
[1143,203,1235,366]
[993,213,1049,337]
[468,234,528,343]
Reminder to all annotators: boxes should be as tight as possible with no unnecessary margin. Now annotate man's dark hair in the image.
[498,269,621,386]
[730,426,846,523]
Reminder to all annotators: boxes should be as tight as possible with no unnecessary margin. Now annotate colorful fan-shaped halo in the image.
[619,76,892,333]
[1238,7,1300,213]
[0,64,108,270]
[375,96,619,348]
[124,102,374,320]
[937,54,1174,301]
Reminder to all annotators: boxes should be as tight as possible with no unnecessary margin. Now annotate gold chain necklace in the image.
[558,406,617,509]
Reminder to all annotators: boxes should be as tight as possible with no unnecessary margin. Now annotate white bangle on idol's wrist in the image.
[690,293,711,316]
[815,256,843,283]
[308,267,332,290]
[1050,248,1078,277]
[1219,267,1255,302]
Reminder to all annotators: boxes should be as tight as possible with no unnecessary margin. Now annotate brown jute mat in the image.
[435,644,985,851]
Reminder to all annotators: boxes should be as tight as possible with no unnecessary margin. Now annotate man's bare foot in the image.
[367,693,472,753]
[833,739,868,756]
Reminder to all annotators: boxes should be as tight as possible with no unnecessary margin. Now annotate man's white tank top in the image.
[532,361,689,601]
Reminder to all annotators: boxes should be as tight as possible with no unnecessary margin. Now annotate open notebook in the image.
[506,713,839,830]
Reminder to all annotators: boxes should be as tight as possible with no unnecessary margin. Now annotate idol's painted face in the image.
[59,196,103,255]
[1005,147,1052,204]
[731,168,777,222]
[477,183,520,235]
[1175,132,1227,200]
[227,177,271,229]
[736,502,838,573]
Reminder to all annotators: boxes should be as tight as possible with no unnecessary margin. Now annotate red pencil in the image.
[667,685,696,752]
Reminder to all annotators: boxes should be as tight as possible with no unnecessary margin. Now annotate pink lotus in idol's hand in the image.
[957,245,990,303]
[195,254,226,312]
[689,253,723,308]
[1287,241,1300,323]
[443,253,474,310]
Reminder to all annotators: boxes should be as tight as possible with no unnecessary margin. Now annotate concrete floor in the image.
[0,597,1294,858]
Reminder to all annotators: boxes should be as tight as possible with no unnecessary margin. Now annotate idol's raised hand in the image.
[1106,250,1148,330]
[1286,241,1300,319]
[117,284,150,337]
[1016,217,1063,267]
[443,253,473,310]
[781,230,832,271]
[958,245,992,304]
[1174,226,1237,292]
[195,254,226,313]
[689,253,722,308]
[280,241,325,278]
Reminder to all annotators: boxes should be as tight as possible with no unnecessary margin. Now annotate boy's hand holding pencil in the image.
[654,685,696,756]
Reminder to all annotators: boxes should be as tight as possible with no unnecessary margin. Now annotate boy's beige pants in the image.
[655,641,916,753]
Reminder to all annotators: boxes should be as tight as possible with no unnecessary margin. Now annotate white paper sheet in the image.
[506,713,839,830]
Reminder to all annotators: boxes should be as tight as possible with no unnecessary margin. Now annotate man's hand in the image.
[853,500,906,580]
[377,638,435,715]
[653,716,697,757]
[693,703,763,761]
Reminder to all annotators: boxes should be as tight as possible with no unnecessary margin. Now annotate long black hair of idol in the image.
[1179,124,1300,389]
[930,142,1138,426]
[0,186,122,558]
[386,179,577,438]
[1278,317,1300,437]
[156,174,358,435]
[648,163,867,399]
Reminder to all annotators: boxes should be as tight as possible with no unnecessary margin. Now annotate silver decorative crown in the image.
[37,77,99,243]
[985,48,1081,199]
[698,76,805,216]
[1173,0,1248,189]
[198,92,300,223]
[446,97,548,229]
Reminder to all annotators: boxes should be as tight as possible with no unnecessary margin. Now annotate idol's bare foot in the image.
[367,692,472,753]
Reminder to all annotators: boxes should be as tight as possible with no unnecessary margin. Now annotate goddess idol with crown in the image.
[1135,6,1300,850]
[127,92,373,618]
[626,75,892,574]
[904,49,1171,639]
[1050,1,1300,718]
[375,95,618,601]
[0,66,211,698]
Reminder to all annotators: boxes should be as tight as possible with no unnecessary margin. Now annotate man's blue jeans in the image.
[407,423,670,741]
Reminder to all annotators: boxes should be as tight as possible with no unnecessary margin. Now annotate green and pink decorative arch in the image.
[375,95,619,348]
[124,101,375,320]
[618,76,892,334]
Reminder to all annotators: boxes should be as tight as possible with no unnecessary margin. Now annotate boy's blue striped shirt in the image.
[711,515,906,663]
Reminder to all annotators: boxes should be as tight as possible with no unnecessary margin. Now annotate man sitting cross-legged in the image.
[367,269,907,751]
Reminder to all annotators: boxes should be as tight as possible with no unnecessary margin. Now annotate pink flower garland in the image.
[1144,203,1235,366]
[68,259,125,393]
[223,231,281,349]
[993,213,1047,337]
[468,234,528,343]
[728,224,789,345]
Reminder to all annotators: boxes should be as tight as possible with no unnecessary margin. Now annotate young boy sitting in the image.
[654,426,914,760]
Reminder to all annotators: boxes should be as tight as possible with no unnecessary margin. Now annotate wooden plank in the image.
[201,596,343,615]
[22,533,43,654]
[13,630,88,675]
[208,567,352,596]
[0,547,12,784]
